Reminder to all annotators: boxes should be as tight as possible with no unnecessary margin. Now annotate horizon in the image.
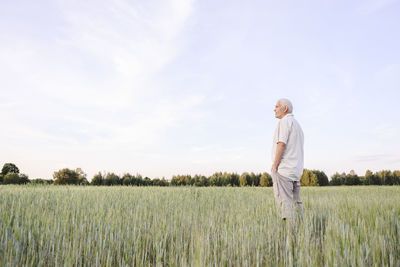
[1,0,400,180]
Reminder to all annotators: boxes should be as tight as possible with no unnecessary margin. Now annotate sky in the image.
[1,0,400,180]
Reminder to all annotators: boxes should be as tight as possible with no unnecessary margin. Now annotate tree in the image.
[1,163,19,175]
[143,177,152,186]
[378,170,395,185]
[19,174,30,184]
[249,172,260,186]
[30,178,53,185]
[193,174,209,186]
[91,172,104,185]
[230,173,240,186]
[393,170,400,185]
[239,172,250,186]
[159,178,169,186]
[329,172,344,185]
[3,173,20,184]
[122,173,133,185]
[76,168,89,185]
[210,172,224,186]
[363,170,373,185]
[53,168,79,185]
[300,169,318,186]
[313,170,329,186]
[344,171,362,185]
[171,175,192,186]
[132,174,144,186]
[104,173,121,186]
[260,172,272,187]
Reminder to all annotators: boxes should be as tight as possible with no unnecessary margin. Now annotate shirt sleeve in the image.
[277,118,291,144]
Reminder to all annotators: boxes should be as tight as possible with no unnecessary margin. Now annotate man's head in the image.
[274,98,293,119]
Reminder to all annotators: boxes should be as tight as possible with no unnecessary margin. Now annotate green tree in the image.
[76,168,89,185]
[228,173,240,186]
[376,170,392,185]
[329,172,344,185]
[171,175,192,186]
[210,172,225,186]
[363,170,373,185]
[193,174,209,186]
[122,173,133,185]
[143,177,152,186]
[91,172,104,185]
[104,173,121,186]
[313,170,329,186]
[248,172,260,186]
[132,174,144,186]
[30,178,53,185]
[300,169,318,186]
[260,172,272,187]
[239,172,250,186]
[393,170,400,185]
[19,174,30,184]
[3,173,20,184]
[53,168,79,185]
[1,163,19,175]
[159,178,169,186]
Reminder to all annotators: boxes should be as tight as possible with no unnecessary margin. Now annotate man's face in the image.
[274,101,286,119]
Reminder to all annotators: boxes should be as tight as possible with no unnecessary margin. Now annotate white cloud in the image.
[0,0,199,178]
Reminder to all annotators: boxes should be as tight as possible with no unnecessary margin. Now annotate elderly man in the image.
[271,98,304,220]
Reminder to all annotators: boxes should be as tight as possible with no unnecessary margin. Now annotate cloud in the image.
[0,0,197,146]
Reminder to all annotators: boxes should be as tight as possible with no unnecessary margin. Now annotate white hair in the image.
[278,98,293,113]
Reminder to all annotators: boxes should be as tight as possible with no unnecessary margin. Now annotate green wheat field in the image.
[0,186,399,266]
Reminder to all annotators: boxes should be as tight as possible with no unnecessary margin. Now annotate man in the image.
[271,98,304,220]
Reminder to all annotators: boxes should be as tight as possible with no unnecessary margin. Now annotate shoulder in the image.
[281,115,294,127]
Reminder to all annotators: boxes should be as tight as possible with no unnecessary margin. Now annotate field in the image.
[0,186,399,266]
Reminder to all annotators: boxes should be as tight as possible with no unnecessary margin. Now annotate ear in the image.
[283,105,288,113]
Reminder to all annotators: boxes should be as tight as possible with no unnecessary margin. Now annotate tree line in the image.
[0,163,399,186]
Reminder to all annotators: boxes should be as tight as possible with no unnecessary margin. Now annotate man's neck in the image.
[280,113,293,119]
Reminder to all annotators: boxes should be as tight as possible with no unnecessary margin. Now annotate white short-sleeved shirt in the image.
[271,113,304,181]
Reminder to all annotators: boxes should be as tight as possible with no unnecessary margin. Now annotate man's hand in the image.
[272,164,278,173]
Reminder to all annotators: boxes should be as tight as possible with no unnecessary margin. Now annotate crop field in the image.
[0,186,399,266]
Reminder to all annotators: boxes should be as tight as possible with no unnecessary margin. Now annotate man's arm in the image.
[272,142,286,173]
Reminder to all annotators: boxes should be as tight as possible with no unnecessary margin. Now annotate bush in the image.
[53,168,79,185]
[30,179,53,185]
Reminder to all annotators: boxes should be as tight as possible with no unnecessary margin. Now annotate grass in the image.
[0,186,399,266]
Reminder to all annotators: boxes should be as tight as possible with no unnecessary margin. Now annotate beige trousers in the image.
[272,171,304,219]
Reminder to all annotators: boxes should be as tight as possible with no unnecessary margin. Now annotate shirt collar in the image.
[283,113,294,118]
